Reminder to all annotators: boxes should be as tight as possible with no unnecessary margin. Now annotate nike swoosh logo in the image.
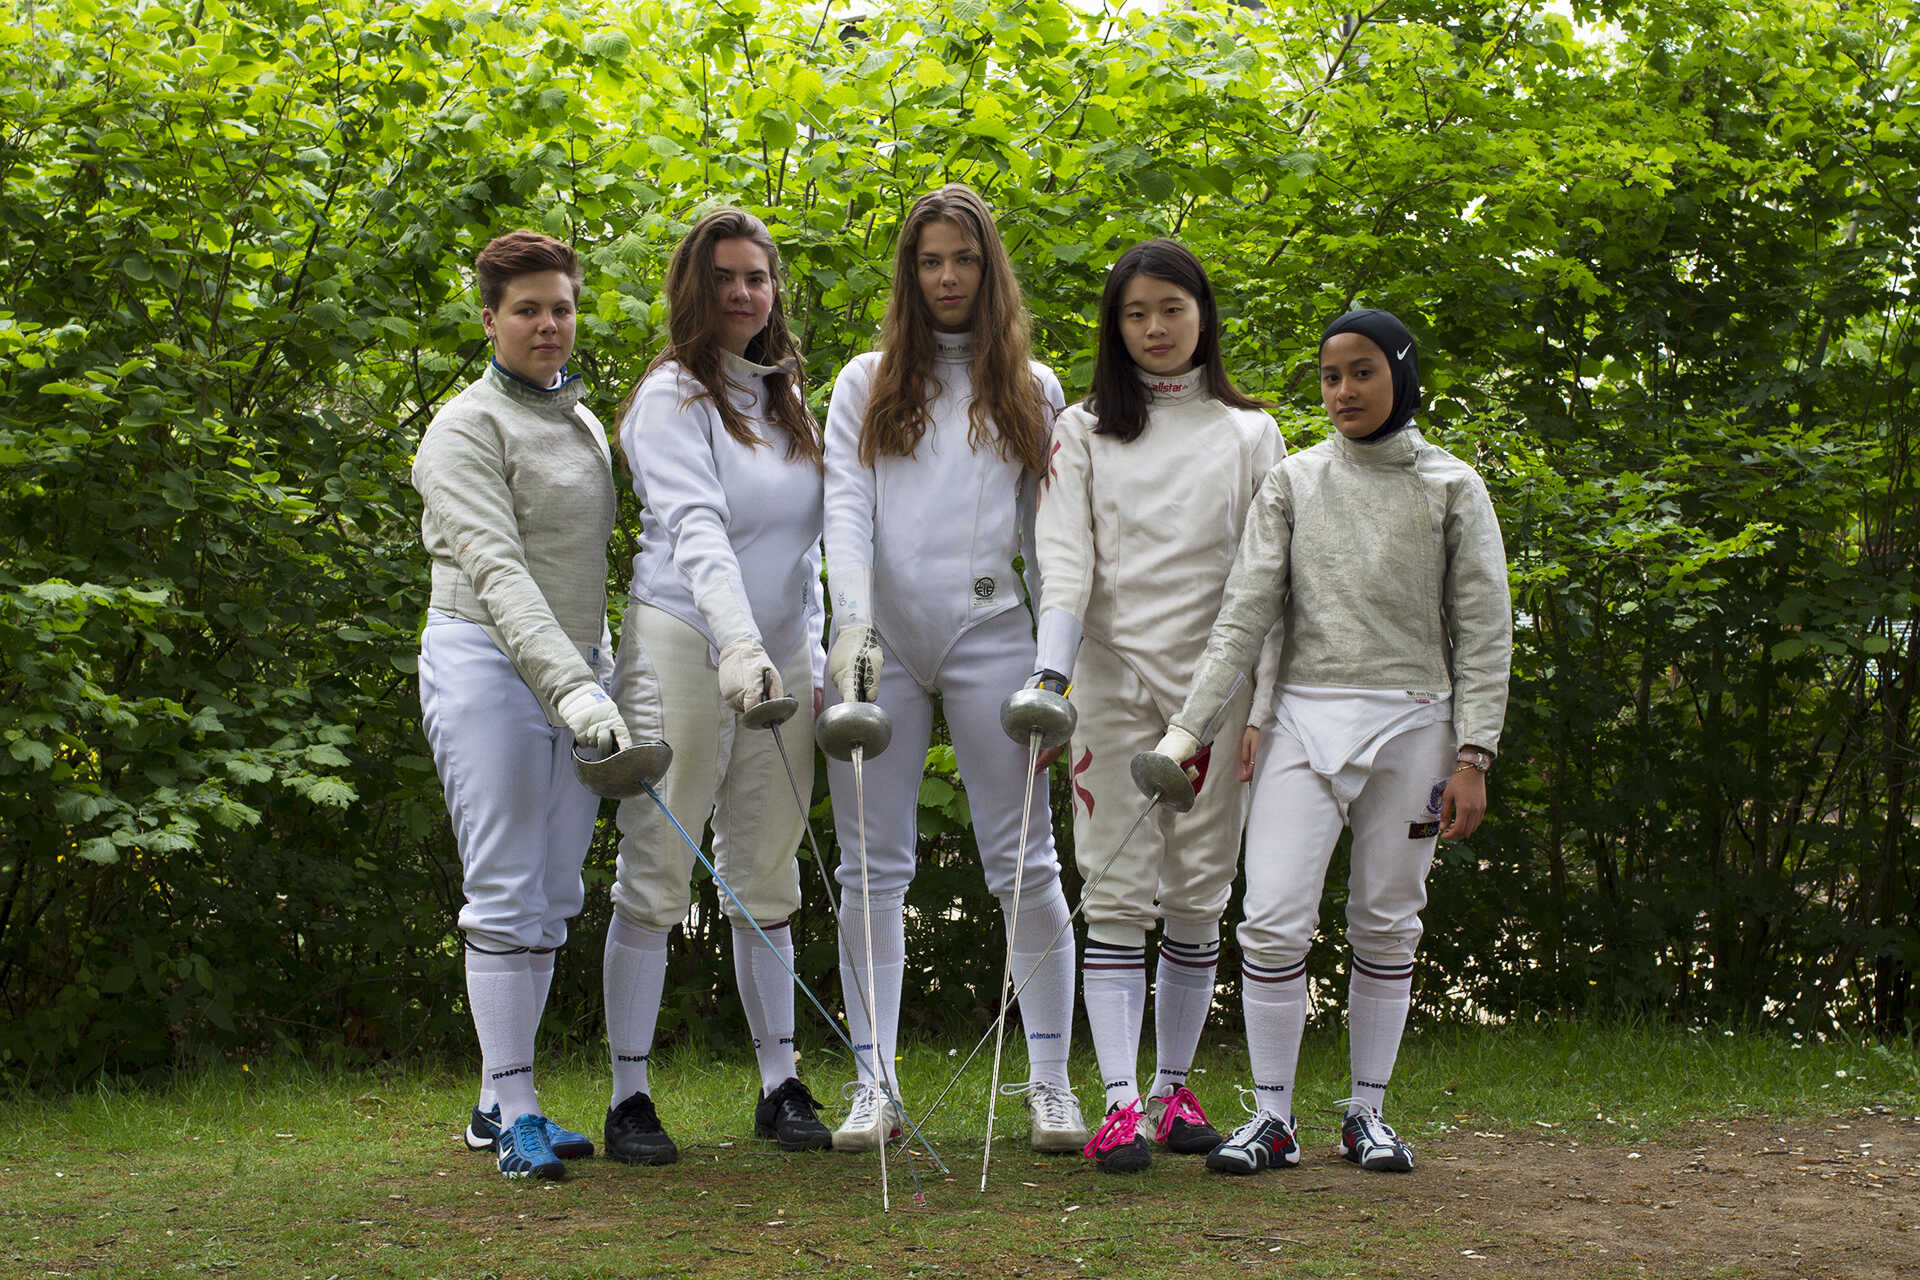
[1396,344,1411,360]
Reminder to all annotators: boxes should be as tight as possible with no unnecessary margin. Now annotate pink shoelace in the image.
[1082,1101,1141,1158]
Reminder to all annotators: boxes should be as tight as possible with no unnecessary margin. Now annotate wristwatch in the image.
[1456,747,1493,774]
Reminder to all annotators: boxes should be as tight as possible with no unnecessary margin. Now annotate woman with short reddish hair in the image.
[413,229,626,1180]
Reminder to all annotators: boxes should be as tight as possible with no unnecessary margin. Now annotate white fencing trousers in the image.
[418,612,600,952]
[1067,637,1254,947]
[823,606,1062,901]
[610,601,808,930]
[1237,716,1456,967]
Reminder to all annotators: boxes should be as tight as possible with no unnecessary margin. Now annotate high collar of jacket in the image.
[1331,422,1425,467]
[1137,365,1206,405]
[722,348,782,384]
[486,359,586,414]
[932,330,974,365]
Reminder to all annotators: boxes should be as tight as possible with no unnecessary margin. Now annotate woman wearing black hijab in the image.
[1151,309,1513,1177]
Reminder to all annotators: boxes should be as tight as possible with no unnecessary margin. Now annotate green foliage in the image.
[1,0,1914,1083]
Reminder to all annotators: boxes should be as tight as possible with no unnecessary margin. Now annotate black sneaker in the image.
[1082,1101,1151,1174]
[605,1091,679,1165]
[754,1077,832,1152]
[1146,1086,1224,1155]
[1206,1110,1300,1175]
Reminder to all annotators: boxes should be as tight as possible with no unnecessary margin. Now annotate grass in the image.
[2,1022,1913,1280]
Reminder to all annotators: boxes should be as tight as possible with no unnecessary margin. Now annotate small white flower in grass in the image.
[1836,1070,1848,1078]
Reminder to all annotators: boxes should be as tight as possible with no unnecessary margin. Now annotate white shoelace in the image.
[1000,1080,1080,1129]
[840,1080,895,1127]
[1329,1096,1402,1147]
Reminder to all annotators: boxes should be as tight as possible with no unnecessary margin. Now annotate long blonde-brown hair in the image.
[625,208,821,467]
[857,185,1050,473]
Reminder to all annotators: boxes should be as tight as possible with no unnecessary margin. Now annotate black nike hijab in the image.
[1318,309,1420,442]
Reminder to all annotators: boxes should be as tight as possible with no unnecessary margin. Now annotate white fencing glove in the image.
[828,622,882,702]
[557,683,632,755]
[1151,725,1211,790]
[717,638,782,714]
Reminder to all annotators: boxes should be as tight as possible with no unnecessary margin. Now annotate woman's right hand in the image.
[557,684,632,755]
[828,621,883,701]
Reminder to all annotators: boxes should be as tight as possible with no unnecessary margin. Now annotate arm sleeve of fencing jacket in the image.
[1173,459,1293,741]
[823,356,878,621]
[1247,419,1287,732]
[806,533,827,691]
[1017,364,1068,609]
[1034,403,1095,635]
[1442,465,1513,755]
[622,369,758,651]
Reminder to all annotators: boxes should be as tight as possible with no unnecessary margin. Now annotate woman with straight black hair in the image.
[1034,238,1284,1174]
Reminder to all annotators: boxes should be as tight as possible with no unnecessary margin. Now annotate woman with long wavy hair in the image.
[821,184,1087,1155]
[600,207,832,1165]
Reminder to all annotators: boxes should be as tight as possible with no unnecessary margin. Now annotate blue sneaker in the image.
[496,1112,566,1179]
[465,1104,594,1159]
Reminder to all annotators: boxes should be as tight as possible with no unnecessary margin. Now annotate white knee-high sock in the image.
[1243,956,1309,1121]
[1347,954,1414,1117]
[734,921,798,1092]
[603,915,670,1106]
[466,946,541,1122]
[999,883,1075,1088]
[1150,921,1220,1101]
[1083,937,1146,1111]
[838,887,906,1087]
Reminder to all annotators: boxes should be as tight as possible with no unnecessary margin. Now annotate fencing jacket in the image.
[823,330,1065,680]
[413,361,615,722]
[623,353,826,687]
[1035,366,1285,725]
[1174,425,1512,755]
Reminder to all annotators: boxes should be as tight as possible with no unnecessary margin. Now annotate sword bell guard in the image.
[1129,749,1198,813]
[817,700,892,761]
[573,739,675,799]
[741,694,799,730]
[998,687,1077,751]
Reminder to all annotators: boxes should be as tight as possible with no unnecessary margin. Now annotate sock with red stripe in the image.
[1149,921,1220,1100]
[1083,933,1147,1111]
[1347,953,1414,1117]
[1243,953,1309,1120]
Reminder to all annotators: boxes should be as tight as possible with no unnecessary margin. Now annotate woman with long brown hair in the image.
[821,184,1087,1155]
[600,207,831,1164]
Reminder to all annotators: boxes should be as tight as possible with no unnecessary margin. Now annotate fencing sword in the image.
[811,686,904,1209]
[742,682,947,1187]
[978,677,1077,1190]
[917,672,1247,1148]
[572,714,927,1210]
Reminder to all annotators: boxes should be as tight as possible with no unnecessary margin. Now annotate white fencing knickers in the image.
[608,601,809,930]
[1237,715,1456,969]
[417,611,601,952]
[825,604,1072,1086]
[1067,637,1254,948]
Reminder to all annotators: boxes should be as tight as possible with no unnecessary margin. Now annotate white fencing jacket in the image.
[623,353,825,687]
[1035,366,1285,725]
[412,361,615,721]
[1174,425,1513,755]
[823,331,1065,680]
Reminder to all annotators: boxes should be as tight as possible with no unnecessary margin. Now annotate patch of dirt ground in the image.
[1332,1109,1920,1278]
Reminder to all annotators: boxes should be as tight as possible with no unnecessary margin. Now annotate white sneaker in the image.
[1003,1080,1088,1153]
[832,1081,901,1152]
